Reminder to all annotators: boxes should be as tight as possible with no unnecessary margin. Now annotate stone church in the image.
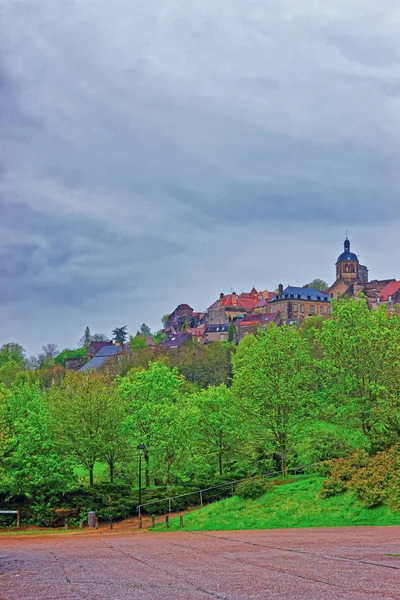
[329,237,395,308]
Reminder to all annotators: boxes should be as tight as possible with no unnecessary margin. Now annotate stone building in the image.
[328,237,396,308]
[207,289,263,324]
[329,237,369,299]
[268,285,331,324]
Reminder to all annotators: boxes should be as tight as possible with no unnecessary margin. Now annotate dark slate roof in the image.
[206,324,229,333]
[270,286,330,302]
[79,345,124,372]
[337,251,358,262]
[162,333,190,349]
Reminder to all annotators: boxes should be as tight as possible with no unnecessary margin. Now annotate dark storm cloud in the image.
[1,0,399,352]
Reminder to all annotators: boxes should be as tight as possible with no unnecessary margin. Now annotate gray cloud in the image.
[1,0,399,353]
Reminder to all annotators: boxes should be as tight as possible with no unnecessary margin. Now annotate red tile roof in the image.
[238,313,278,326]
[186,325,207,337]
[208,290,260,310]
[379,281,400,301]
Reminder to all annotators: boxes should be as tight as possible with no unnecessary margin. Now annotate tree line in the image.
[0,297,399,515]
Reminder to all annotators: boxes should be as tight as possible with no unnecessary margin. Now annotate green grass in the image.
[154,475,400,531]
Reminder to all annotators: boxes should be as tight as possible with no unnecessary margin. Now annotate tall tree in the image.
[79,326,91,347]
[232,326,315,474]
[2,384,74,503]
[318,297,400,437]
[112,326,128,345]
[29,344,59,369]
[48,372,125,486]
[194,384,242,476]
[117,362,183,486]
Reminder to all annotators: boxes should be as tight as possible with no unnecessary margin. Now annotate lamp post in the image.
[137,444,145,507]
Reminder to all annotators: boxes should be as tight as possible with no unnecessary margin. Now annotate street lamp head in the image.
[137,443,145,455]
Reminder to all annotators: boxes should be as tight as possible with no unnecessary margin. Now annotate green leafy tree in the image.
[318,297,400,437]
[117,362,183,486]
[2,384,74,506]
[232,326,315,474]
[305,279,329,291]
[48,372,126,486]
[194,384,242,476]
[112,326,128,345]
[130,335,148,352]
[0,343,26,368]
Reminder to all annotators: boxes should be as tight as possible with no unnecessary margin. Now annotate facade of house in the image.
[268,285,331,324]
[234,312,281,342]
[376,281,400,309]
[205,324,230,343]
[208,288,264,324]
[185,324,207,344]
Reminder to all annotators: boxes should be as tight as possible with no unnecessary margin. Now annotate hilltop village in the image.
[72,237,400,372]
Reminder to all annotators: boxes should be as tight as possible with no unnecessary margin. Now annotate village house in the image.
[234,312,281,342]
[268,285,331,324]
[207,288,269,325]
[205,324,230,343]
[376,281,400,309]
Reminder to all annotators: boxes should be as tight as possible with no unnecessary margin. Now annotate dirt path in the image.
[1,526,399,599]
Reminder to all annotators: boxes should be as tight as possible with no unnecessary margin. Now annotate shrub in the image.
[320,445,400,508]
[235,477,272,500]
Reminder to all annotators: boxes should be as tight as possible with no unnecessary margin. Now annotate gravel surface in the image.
[0,526,399,599]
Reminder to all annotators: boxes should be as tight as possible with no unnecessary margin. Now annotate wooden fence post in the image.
[151,515,155,528]
[180,515,184,529]
[165,515,169,528]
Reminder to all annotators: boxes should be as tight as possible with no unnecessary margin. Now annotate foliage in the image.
[118,362,184,486]
[321,446,400,509]
[228,323,235,343]
[130,335,149,352]
[0,343,26,368]
[235,477,272,499]
[232,326,315,473]
[112,326,128,345]
[193,385,243,476]
[28,343,59,369]
[55,347,87,367]
[318,298,400,437]
[48,372,127,486]
[1,384,75,507]
[91,333,109,342]
[305,279,329,291]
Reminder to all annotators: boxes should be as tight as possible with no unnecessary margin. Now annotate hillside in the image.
[154,476,400,531]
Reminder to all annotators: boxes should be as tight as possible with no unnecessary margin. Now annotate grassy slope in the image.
[154,476,400,531]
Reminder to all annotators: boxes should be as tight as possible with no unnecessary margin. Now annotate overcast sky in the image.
[1,0,399,355]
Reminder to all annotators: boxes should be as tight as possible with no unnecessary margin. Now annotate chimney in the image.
[220,292,224,299]
[278,284,283,298]
[232,292,238,305]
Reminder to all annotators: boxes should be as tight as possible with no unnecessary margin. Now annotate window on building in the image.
[220,333,225,341]
[327,306,331,314]
[310,305,315,314]
[376,297,380,304]
[300,304,305,313]
[388,295,393,302]
[320,306,324,314]
[293,304,298,312]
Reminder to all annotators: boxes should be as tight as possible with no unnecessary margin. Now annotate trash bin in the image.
[88,511,96,528]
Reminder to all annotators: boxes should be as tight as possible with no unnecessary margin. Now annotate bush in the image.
[235,477,272,500]
[319,445,400,508]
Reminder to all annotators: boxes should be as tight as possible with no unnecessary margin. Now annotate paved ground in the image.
[0,527,399,599]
